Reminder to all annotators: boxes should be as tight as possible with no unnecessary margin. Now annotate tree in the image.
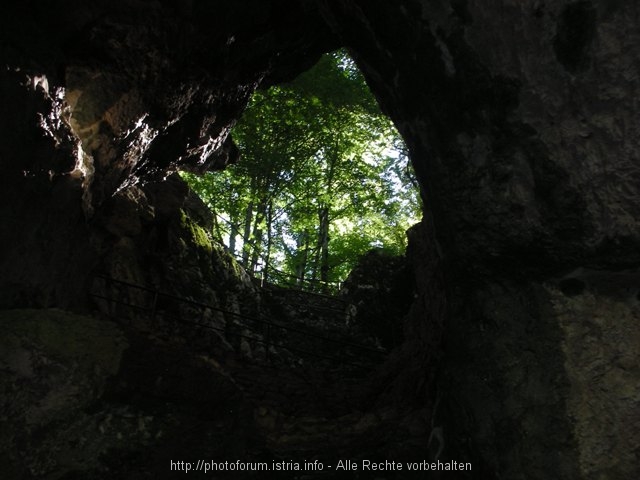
[182,50,421,290]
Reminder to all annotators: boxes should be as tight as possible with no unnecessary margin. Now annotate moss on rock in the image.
[179,208,213,254]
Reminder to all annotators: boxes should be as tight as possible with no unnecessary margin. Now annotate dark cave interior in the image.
[1,1,639,479]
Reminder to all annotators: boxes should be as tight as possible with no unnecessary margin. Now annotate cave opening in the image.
[0,0,446,470]
[181,49,422,296]
[1,13,438,470]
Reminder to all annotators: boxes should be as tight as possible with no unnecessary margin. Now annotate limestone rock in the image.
[340,248,414,348]
[0,308,257,480]
[1,1,639,479]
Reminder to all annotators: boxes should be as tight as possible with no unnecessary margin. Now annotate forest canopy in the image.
[181,50,420,290]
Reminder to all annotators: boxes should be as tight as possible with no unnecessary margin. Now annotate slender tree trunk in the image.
[264,199,273,284]
[318,205,330,286]
[295,231,309,285]
[242,201,253,266]
[314,148,338,288]
[310,233,321,284]
[250,199,268,274]
[228,222,238,256]
[211,212,223,244]
[310,205,330,289]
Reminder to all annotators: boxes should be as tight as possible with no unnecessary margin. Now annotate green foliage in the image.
[181,50,421,289]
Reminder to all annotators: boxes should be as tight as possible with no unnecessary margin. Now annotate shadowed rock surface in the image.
[1,1,639,479]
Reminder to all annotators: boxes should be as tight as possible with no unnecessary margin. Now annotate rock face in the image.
[1,1,639,479]
[0,0,334,309]
[90,173,259,335]
[321,0,640,270]
[340,249,414,348]
[0,309,256,480]
[319,2,640,479]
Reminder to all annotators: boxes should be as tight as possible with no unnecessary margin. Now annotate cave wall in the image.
[1,1,639,479]
[0,0,335,308]
[320,0,640,269]
[0,309,258,479]
[318,1,640,478]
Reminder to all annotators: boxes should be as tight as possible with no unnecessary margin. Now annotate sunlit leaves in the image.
[182,50,421,286]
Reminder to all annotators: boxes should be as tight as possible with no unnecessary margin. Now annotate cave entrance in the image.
[182,50,421,294]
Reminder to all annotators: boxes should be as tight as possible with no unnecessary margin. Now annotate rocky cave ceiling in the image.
[1,2,639,479]
[3,0,639,275]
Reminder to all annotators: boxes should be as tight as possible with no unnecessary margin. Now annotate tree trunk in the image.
[316,148,338,289]
[310,204,330,289]
[211,212,223,244]
[295,231,309,285]
[241,200,253,266]
[318,205,330,286]
[264,199,274,284]
[310,233,321,284]
[249,198,268,274]
[228,221,238,256]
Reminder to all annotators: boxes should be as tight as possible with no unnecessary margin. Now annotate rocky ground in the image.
[1,266,433,479]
